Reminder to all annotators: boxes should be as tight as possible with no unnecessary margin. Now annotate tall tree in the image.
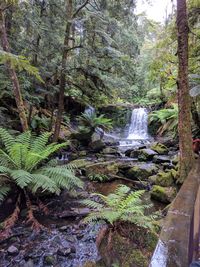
[176,0,194,182]
[0,1,28,131]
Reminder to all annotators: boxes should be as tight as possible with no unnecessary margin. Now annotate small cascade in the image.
[119,108,150,148]
[127,108,149,140]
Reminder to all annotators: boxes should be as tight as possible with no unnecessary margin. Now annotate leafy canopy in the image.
[0,128,83,201]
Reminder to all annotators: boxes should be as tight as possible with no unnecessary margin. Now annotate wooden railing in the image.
[149,159,200,267]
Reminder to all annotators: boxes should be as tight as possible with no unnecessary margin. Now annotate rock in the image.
[44,255,56,265]
[7,245,19,255]
[23,259,34,267]
[161,162,174,170]
[150,185,177,203]
[172,155,179,165]
[57,248,72,257]
[69,159,92,168]
[102,147,120,155]
[79,150,87,157]
[129,150,140,158]
[150,171,174,187]
[150,143,169,154]
[138,149,158,161]
[89,140,105,152]
[125,145,146,157]
[153,155,171,164]
[125,163,158,180]
[85,161,118,177]
[91,132,101,142]
[148,175,157,185]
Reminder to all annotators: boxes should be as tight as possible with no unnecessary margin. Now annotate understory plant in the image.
[148,103,178,137]
[0,128,83,234]
[82,185,157,229]
[78,112,113,135]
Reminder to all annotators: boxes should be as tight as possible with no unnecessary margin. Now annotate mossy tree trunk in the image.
[176,0,194,182]
[0,7,28,132]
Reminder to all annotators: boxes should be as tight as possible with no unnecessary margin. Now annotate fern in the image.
[82,185,157,230]
[0,128,83,202]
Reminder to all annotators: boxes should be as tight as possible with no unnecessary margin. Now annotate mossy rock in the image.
[126,163,158,180]
[154,171,174,187]
[150,143,169,155]
[69,159,92,168]
[85,161,118,177]
[123,250,148,267]
[150,185,177,203]
[172,155,179,165]
[138,149,158,161]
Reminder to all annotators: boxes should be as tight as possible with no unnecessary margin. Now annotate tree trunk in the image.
[176,0,194,182]
[0,9,28,132]
[53,0,73,142]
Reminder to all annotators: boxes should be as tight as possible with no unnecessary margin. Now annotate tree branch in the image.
[72,0,90,18]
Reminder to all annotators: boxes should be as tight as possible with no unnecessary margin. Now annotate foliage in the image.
[88,173,109,182]
[0,128,83,202]
[82,185,157,229]
[149,104,178,137]
[78,112,113,132]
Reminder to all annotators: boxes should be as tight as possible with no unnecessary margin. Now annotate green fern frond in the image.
[0,128,15,154]
[0,186,11,202]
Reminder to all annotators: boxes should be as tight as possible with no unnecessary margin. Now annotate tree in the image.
[176,0,194,182]
[0,1,28,131]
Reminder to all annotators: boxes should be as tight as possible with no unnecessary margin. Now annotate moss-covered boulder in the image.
[126,163,158,180]
[138,149,158,161]
[89,140,106,152]
[150,143,169,155]
[85,161,118,177]
[153,155,171,164]
[150,185,177,203]
[102,147,119,155]
[151,171,174,187]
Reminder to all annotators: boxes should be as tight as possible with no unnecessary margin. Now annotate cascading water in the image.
[127,108,149,140]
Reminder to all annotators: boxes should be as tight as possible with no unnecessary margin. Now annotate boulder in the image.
[125,145,146,157]
[7,245,19,255]
[149,171,174,187]
[89,140,106,152]
[153,155,171,164]
[150,143,169,155]
[91,132,101,142]
[125,163,158,180]
[138,149,158,161]
[102,147,120,155]
[85,161,118,177]
[150,185,177,203]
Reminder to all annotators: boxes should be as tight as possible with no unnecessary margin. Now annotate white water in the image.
[127,108,149,140]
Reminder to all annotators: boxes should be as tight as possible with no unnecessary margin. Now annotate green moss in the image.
[155,171,174,187]
[123,250,148,267]
[150,143,168,154]
[151,185,177,203]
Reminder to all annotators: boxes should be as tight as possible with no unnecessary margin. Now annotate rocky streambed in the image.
[0,140,179,267]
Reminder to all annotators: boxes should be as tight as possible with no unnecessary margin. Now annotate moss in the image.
[123,250,148,267]
[155,171,174,187]
[150,143,168,154]
[151,185,177,203]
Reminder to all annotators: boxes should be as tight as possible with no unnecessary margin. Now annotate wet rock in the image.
[126,163,158,180]
[102,147,120,155]
[153,155,171,164]
[150,143,169,154]
[89,140,105,152]
[23,259,34,267]
[161,162,174,170]
[91,132,101,142]
[44,255,56,265]
[172,154,179,165]
[85,161,118,177]
[138,149,158,161]
[150,185,177,203]
[149,171,174,187]
[7,245,19,255]
[124,145,146,157]
[57,248,72,257]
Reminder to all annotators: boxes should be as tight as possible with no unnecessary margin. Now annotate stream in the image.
[0,108,169,267]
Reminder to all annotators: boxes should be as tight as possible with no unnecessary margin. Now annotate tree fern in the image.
[82,185,157,230]
[0,128,83,203]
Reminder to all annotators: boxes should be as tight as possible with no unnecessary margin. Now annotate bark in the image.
[0,9,28,131]
[52,0,73,142]
[176,0,194,182]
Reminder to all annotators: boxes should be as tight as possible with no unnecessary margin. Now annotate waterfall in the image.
[127,108,149,140]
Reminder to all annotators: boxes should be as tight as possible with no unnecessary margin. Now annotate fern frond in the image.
[0,128,15,154]
[31,173,60,193]
[0,186,11,202]
[10,170,33,188]
[30,132,52,152]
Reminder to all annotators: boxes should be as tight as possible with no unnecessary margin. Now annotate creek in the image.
[0,107,176,267]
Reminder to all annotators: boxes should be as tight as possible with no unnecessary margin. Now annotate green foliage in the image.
[88,173,109,182]
[0,51,43,83]
[82,185,157,229]
[0,128,83,202]
[78,112,113,132]
[149,104,178,136]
